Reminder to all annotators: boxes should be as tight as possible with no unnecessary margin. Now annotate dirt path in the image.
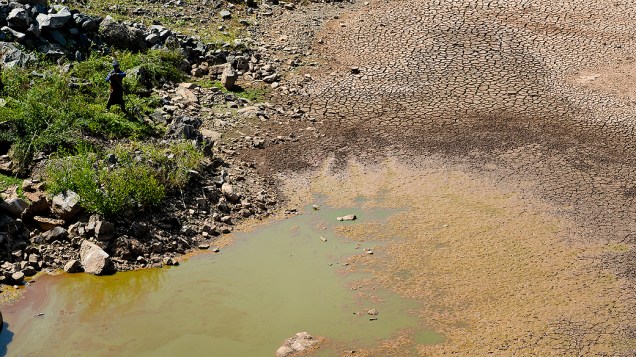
[240,0,636,354]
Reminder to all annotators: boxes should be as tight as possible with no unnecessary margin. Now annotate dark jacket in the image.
[106,69,126,94]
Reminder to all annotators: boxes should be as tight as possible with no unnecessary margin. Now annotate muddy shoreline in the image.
[2,0,636,354]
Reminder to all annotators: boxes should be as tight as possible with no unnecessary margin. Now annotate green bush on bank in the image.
[0,49,185,174]
[46,141,204,217]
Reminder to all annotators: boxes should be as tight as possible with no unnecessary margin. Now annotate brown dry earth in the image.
[244,0,636,355]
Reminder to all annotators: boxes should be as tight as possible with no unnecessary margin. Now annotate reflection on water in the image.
[1,203,438,356]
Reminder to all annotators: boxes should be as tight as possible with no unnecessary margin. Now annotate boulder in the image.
[40,226,68,243]
[99,16,145,51]
[0,198,28,218]
[145,33,161,45]
[22,266,36,277]
[63,259,83,273]
[128,26,147,50]
[79,240,114,275]
[165,116,203,141]
[11,271,25,283]
[36,7,72,29]
[221,66,237,90]
[221,183,240,203]
[6,8,31,29]
[51,191,83,221]
[95,220,115,241]
[276,332,319,357]
[48,30,66,45]
[0,41,35,68]
[1,27,26,41]
[72,13,100,32]
[27,22,41,37]
[98,16,127,47]
[176,83,198,104]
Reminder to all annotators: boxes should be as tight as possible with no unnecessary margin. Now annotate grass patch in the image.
[46,141,204,217]
[0,173,22,196]
[0,49,185,174]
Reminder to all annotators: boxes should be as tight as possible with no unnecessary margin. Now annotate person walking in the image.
[106,60,127,113]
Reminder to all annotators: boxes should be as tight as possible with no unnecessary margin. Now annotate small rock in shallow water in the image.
[367,309,378,316]
[336,214,356,221]
[320,236,327,242]
[276,332,318,357]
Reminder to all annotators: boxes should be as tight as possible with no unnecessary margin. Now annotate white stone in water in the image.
[276,332,318,357]
[336,214,356,221]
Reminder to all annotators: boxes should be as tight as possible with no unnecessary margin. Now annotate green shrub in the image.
[0,49,187,173]
[46,141,204,216]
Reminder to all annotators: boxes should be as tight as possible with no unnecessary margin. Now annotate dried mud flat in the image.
[283,159,635,355]
[244,0,636,355]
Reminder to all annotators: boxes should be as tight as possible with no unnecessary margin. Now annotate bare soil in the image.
[235,0,636,354]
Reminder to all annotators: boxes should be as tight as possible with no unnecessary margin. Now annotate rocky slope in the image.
[0,0,316,287]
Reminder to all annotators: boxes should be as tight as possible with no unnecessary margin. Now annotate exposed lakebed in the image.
[0,202,439,356]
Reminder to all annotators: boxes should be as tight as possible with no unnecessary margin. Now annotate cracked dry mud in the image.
[244,0,636,355]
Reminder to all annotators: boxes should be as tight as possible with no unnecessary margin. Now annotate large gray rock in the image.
[51,191,83,221]
[98,16,126,45]
[72,13,100,32]
[40,226,68,243]
[221,66,237,90]
[0,41,35,68]
[35,7,72,29]
[165,116,203,141]
[276,332,319,357]
[0,198,28,218]
[99,16,145,51]
[6,8,31,29]
[175,83,198,104]
[79,240,114,275]
[95,220,115,241]
[1,27,26,41]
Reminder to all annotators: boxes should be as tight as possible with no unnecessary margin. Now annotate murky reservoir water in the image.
[0,204,438,356]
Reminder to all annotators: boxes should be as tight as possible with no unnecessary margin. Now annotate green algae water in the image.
[0,204,438,356]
